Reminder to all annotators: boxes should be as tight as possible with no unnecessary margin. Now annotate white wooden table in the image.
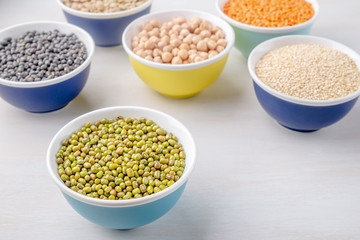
[1,0,360,239]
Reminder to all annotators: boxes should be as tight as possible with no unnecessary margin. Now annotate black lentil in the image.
[0,30,87,82]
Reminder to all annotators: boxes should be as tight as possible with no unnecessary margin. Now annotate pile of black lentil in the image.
[0,30,87,82]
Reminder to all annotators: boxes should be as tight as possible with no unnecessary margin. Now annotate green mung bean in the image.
[56,116,185,200]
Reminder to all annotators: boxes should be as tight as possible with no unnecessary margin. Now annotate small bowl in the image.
[56,0,153,46]
[216,0,319,58]
[0,21,94,113]
[47,106,196,229]
[122,9,235,98]
[248,35,360,132]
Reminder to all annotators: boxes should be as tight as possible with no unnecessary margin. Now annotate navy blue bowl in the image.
[248,35,360,132]
[0,21,95,113]
[57,0,152,47]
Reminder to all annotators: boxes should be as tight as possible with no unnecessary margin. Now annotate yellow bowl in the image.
[122,9,235,98]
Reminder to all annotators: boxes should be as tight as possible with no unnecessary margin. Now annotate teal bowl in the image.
[216,0,319,58]
[47,106,196,229]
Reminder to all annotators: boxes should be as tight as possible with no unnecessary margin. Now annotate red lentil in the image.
[223,0,315,28]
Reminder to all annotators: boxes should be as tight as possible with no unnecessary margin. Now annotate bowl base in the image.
[27,103,69,113]
[159,91,201,98]
[279,123,319,133]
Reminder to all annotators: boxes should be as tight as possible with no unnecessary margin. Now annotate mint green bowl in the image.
[215,0,319,58]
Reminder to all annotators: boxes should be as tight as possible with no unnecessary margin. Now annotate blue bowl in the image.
[56,0,153,47]
[0,21,95,113]
[47,106,196,229]
[216,0,319,58]
[248,35,360,132]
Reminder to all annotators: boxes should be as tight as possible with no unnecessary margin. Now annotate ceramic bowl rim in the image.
[46,106,196,208]
[0,21,95,88]
[56,0,153,19]
[122,9,235,71]
[248,35,360,107]
[215,0,319,33]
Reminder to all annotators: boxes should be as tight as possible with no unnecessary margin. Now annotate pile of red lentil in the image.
[224,0,315,28]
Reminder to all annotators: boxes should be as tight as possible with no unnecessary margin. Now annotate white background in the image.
[1,0,360,239]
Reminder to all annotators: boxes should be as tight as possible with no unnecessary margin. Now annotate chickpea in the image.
[153,56,163,63]
[161,52,173,63]
[172,24,182,33]
[192,35,201,44]
[216,45,225,53]
[196,40,208,52]
[193,28,201,35]
[190,17,201,27]
[199,20,211,31]
[157,41,167,50]
[200,30,211,38]
[178,49,189,60]
[210,35,219,42]
[135,49,146,58]
[161,35,170,43]
[143,23,153,32]
[208,50,218,59]
[149,19,159,28]
[217,39,227,48]
[194,56,204,63]
[171,56,183,64]
[144,40,155,50]
[163,45,174,53]
[139,36,148,43]
[152,48,162,58]
[144,55,153,61]
[173,17,187,24]
[180,28,190,37]
[207,39,217,50]
[170,38,181,48]
[183,34,193,44]
[171,47,180,57]
[188,23,197,32]
[215,30,225,39]
[179,43,190,51]
[149,28,160,37]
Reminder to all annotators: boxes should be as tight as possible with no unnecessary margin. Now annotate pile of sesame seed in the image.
[255,44,360,100]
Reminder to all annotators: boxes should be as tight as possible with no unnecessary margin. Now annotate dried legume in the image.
[62,0,148,13]
[0,30,87,82]
[131,17,227,64]
[56,116,186,200]
[255,44,360,100]
[224,0,315,28]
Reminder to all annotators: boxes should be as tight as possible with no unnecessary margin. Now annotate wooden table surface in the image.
[1,0,360,239]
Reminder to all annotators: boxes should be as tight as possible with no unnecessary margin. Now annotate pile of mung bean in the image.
[62,0,148,13]
[0,30,87,82]
[131,17,228,64]
[56,116,186,200]
[255,44,360,100]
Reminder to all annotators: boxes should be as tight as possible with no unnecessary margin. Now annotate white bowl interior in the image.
[248,35,360,106]
[216,0,319,33]
[56,0,153,19]
[122,9,235,70]
[47,106,196,207]
[0,21,95,88]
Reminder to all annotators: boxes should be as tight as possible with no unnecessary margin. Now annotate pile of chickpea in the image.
[131,17,228,64]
